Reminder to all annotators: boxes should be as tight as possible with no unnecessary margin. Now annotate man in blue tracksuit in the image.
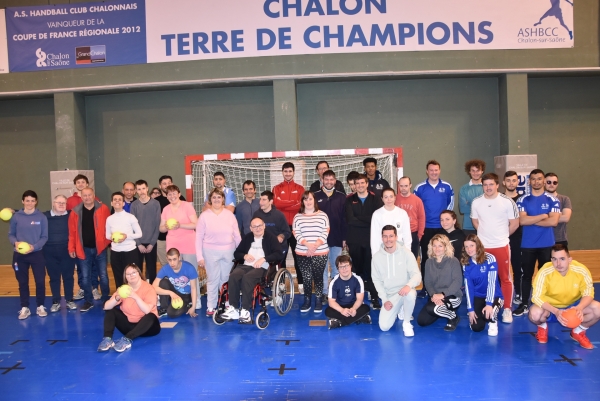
[413,160,454,297]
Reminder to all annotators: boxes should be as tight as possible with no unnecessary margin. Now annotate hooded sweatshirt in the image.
[371,241,422,304]
[424,256,463,299]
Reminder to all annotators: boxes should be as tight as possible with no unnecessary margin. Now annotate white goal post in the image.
[184,148,403,213]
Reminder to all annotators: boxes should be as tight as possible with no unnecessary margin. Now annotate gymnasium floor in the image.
[1,287,599,401]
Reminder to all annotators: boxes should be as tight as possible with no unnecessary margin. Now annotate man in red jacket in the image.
[273,162,305,293]
[68,188,112,313]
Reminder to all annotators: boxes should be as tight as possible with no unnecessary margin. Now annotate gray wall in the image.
[86,86,275,203]
[529,76,600,250]
[0,98,56,260]
[298,78,500,187]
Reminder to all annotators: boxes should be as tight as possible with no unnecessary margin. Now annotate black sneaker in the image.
[513,294,522,306]
[512,304,529,317]
[328,319,341,330]
[80,301,94,313]
[444,316,460,332]
[359,314,372,325]
[321,294,328,304]
[158,308,167,318]
[300,299,311,313]
[314,298,323,313]
[371,298,381,310]
[417,289,428,299]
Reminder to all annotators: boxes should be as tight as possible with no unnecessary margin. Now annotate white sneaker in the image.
[403,322,415,337]
[92,288,101,300]
[50,302,61,313]
[298,284,304,294]
[196,298,202,310]
[221,305,239,320]
[36,305,48,317]
[239,308,251,324]
[502,308,513,324]
[488,321,499,337]
[18,307,31,320]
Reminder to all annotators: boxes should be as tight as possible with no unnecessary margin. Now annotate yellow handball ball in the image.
[166,218,178,229]
[171,298,184,309]
[16,242,32,254]
[111,232,123,242]
[118,285,132,299]
[0,208,13,221]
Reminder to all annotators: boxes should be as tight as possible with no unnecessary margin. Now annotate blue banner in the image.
[6,0,146,72]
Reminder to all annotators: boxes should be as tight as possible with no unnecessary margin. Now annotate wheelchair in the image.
[212,260,294,329]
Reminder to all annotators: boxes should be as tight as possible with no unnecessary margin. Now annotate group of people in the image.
[6,157,600,352]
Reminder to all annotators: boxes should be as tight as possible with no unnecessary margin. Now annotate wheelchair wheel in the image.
[256,311,269,330]
[272,268,294,316]
[213,310,227,325]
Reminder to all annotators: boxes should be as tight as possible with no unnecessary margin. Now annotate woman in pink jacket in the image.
[196,188,241,317]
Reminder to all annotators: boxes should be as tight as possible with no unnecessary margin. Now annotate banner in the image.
[6,0,146,72]
[146,0,574,63]
[0,10,8,74]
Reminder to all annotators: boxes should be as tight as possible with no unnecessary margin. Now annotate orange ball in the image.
[561,308,582,329]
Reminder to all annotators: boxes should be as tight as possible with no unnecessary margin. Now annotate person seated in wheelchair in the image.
[221,217,284,323]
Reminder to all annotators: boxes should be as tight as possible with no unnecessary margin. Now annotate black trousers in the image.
[520,247,552,305]
[469,297,504,332]
[410,231,420,260]
[283,225,303,285]
[13,251,46,308]
[136,244,158,283]
[110,249,139,288]
[228,265,266,310]
[509,235,522,297]
[417,296,461,326]
[158,278,193,318]
[419,228,439,292]
[347,241,378,301]
[325,304,371,326]
[103,308,161,340]
[43,244,75,303]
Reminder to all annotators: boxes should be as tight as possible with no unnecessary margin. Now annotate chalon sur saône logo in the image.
[76,45,107,64]
[35,48,70,67]
[518,0,573,43]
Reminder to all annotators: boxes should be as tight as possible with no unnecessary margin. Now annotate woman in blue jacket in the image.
[461,234,504,336]
[8,190,48,320]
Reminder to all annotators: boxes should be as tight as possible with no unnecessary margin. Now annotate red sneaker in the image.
[535,326,548,344]
[570,330,593,350]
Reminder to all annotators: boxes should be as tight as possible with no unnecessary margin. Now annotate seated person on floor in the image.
[529,244,600,349]
[98,264,161,353]
[325,254,372,329]
[221,217,284,323]
[153,247,198,318]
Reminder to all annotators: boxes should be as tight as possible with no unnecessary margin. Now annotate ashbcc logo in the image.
[35,47,70,68]
[76,45,106,65]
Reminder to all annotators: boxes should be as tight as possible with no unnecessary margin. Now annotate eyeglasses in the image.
[250,224,264,229]
[338,264,351,269]
[152,192,161,195]
[546,180,558,185]
[125,271,138,277]
[53,202,66,205]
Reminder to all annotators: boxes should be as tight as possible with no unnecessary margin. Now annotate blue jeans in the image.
[323,246,342,295]
[76,258,99,290]
[79,247,109,303]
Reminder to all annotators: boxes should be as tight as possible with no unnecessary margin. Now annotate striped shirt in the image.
[463,252,502,313]
[292,211,330,256]
[532,260,594,308]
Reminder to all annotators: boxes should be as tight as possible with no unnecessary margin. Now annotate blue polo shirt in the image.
[413,179,454,228]
[517,192,560,248]
[328,273,364,307]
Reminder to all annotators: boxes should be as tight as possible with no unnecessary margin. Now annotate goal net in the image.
[184,148,403,213]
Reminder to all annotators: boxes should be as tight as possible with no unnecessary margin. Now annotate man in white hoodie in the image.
[372,225,422,337]
[370,188,412,254]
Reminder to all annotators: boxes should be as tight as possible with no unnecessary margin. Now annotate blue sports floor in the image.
[1,286,599,400]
